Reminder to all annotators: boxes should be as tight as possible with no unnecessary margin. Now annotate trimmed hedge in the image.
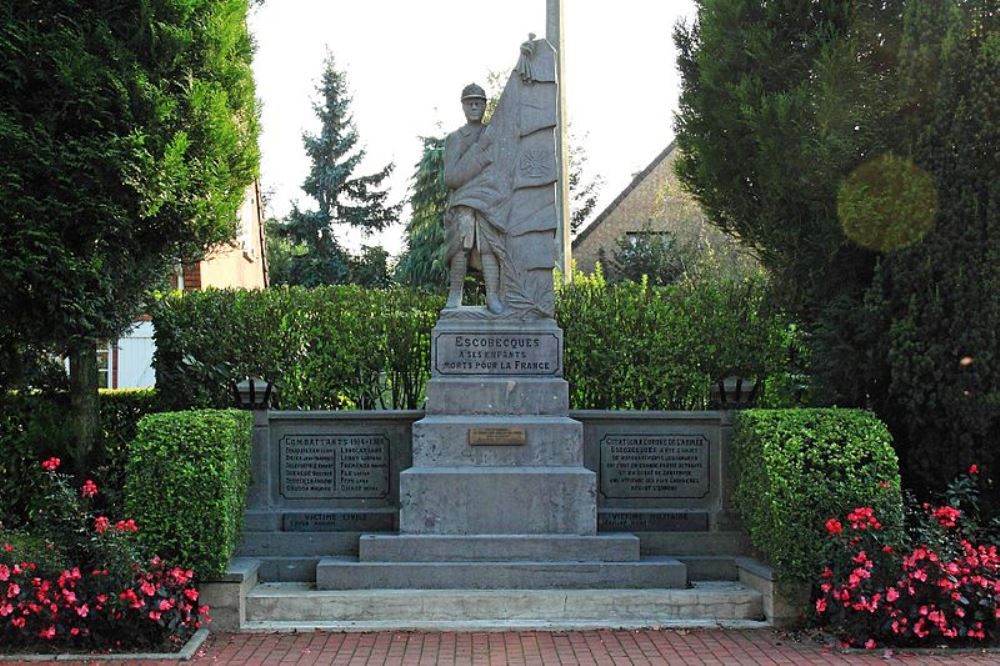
[152,286,441,410]
[124,409,253,579]
[732,408,904,583]
[153,277,796,411]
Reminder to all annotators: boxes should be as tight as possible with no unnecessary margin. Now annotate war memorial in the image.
[200,17,786,631]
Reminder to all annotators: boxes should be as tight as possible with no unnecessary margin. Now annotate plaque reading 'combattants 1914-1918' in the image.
[279,434,390,500]
[599,434,709,499]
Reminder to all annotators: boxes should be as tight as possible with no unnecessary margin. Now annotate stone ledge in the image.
[735,557,810,627]
[0,628,209,662]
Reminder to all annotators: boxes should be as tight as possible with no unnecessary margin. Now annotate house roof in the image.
[572,140,677,248]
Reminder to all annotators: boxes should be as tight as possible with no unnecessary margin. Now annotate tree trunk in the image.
[68,339,99,477]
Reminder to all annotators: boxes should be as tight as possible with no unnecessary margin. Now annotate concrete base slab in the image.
[247,582,763,626]
[241,618,771,632]
[425,377,569,415]
[400,466,597,535]
[412,415,583,466]
[315,556,686,590]
[359,533,640,562]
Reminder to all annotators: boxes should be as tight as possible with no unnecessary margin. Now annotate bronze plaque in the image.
[469,427,526,446]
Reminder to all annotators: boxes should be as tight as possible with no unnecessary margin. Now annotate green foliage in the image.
[0,389,161,527]
[152,287,442,410]
[606,229,687,286]
[732,409,904,583]
[676,0,1000,500]
[271,54,398,287]
[396,136,449,289]
[556,268,792,410]
[124,409,252,579]
[0,0,259,350]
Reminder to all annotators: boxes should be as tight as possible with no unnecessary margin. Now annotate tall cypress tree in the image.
[273,55,399,287]
[395,136,448,289]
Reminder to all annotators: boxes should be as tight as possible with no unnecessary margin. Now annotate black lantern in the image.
[234,377,276,410]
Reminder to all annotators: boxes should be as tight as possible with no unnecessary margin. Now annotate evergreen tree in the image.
[395,136,448,289]
[675,0,1000,496]
[272,55,399,287]
[0,0,259,469]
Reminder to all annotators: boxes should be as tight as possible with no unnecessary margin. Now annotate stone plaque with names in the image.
[469,427,526,446]
[279,434,390,500]
[598,510,710,532]
[600,434,709,499]
[282,511,395,532]
[433,331,561,376]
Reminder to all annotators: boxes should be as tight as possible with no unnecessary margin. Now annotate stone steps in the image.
[244,581,767,630]
[316,556,687,590]
[358,533,640,562]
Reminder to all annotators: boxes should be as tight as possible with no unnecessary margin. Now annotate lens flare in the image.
[837,154,937,252]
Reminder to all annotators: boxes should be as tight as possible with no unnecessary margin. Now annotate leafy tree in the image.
[568,130,604,234]
[605,229,686,286]
[675,0,1000,497]
[271,54,399,287]
[0,0,259,470]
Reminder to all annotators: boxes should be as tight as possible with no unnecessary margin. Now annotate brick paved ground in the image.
[7,629,1000,665]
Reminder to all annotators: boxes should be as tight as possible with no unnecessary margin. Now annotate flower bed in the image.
[0,458,208,651]
[816,466,1000,648]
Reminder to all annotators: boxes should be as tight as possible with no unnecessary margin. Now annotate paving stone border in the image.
[0,628,208,662]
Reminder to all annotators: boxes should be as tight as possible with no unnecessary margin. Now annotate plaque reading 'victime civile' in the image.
[279,435,390,500]
[600,434,709,499]
[433,331,561,376]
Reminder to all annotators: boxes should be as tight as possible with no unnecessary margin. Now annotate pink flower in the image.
[825,518,843,536]
[38,625,55,640]
[81,479,98,498]
[11,616,25,629]
[94,516,110,534]
[115,519,139,533]
[40,457,60,471]
[0,603,12,616]
[148,610,161,621]
[864,639,876,650]
[141,582,156,597]
[6,583,20,598]
[184,588,199,602]
[2,544,11,552]
[815,597,827,614]
[969,464,979,475]
[0,565,8,582]
[75,603,89,618]
[886,587,899,602]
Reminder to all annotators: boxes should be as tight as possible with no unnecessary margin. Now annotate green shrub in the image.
[152,286,442,410]
[124,409,253,579]
[557,269,793,409]
[733,408,904,583]
[0,389,160,526]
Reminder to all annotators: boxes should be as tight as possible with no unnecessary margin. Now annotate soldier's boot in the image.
[482,253,505,314]
[446,253,466,308]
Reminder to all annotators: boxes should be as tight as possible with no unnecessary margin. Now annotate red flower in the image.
[11,616,25,629]
[6,583,20,598]
[932,506,962,528]
[94,516,110,534]
[815,597,828,614]
[75,603,89,618]
[2,544,11,552]
[40,457,60,471]
[969,464,979,475]
[115,519,139,533]
[825,518,843,536]
[148,610,161,621]
[184,588,199,602]
[81,479,98,498]
[864,639,876,650]
[38,626,55,640]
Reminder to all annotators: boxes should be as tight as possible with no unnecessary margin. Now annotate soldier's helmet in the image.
[461,83,487,101]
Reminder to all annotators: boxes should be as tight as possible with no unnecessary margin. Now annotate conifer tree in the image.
[273,55,399,287]
[395,136,448,289]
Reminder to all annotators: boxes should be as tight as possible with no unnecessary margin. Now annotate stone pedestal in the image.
[315,317,687,590]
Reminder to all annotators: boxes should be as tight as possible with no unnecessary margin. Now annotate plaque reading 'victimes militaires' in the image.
[600,434,709,499]
[279,435,390,500]
[434,331,561,376]
[598,510,710,532]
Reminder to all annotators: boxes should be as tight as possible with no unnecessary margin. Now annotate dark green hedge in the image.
[152,286,441,410]
[732,409,904,583]
[153,277,796,411]
[124,409,252,579]
[0,389,159,526]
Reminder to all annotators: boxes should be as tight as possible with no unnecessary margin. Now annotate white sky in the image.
[249,0,698,257]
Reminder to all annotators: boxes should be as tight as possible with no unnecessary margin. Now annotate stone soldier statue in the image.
[443,83,505,314]
[441,38,559,320]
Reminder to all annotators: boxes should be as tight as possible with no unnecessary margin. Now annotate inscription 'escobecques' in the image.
[435,332,561,376]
